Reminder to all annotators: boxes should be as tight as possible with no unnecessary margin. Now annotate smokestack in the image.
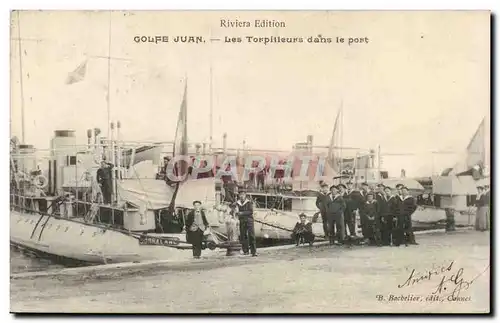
[307,135,313,152]
[94,128,101,145]
[87,129,92,148]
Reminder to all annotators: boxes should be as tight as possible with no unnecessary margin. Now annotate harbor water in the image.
[10,246,65,274]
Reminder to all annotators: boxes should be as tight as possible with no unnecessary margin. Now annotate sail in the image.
[118,178,216,210]
[327,108,341,173]
[168,80,189,211]
[445,117,488,177]
[465,117,486,169]
[121,145,162,168]
[173,80,189,174]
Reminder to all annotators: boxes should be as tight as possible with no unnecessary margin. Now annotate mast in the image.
[209,26,214,154]
[16,11,26,144]
[209,64,213,153]
[106,11,112,140]
[339,100,343,183]
[377,144,381,181]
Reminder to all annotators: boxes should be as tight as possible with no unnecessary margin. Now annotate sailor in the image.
[364,192,382,246]
[185,200,210,259]
[96,159,114,204]
[234,190,257,256]
[256,166,266,190]
[291,213,315,246]
[223,180,238,204]
[382,186,395,245]
[325,185,346,245]
[315,182,331,238]
[375,184,390,246]
[358,182,370,243]
[395,186,418,246]
[345,181,363,238]
[340,183,355,238]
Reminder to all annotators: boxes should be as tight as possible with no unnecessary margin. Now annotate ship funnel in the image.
[50,130,77,193]
[306,135,313,152]
[223,133,227,156]
[17,144,37,174]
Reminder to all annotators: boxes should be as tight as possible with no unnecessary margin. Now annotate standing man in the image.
[358,182,370,244]
[387,186,402,246]
[396,186,418,246]
[234,190,257,256]
[364,192,382,246]
[382,186,395,245]
[345,181,363,238]
[325,185,346,245]
[185,200,210,259]
[375,184,390,246]
[315,182,331,238]
[341,183,356,238]
[256,167,266,190]
[96,159,114,204]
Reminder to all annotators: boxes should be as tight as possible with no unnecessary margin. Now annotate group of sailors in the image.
[304,181,419,247]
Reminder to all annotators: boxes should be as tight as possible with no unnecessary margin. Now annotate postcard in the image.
[10,10,490,314]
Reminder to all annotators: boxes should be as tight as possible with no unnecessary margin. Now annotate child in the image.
[364,193,382,246]
[292,213,315,246]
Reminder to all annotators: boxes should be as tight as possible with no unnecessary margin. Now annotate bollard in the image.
[445,208,456,232]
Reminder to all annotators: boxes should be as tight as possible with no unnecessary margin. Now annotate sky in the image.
[10,11,490,177]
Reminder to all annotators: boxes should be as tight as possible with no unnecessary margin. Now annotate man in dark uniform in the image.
[96,159,114,204]
[382,186,395,245]
[325,185,346,245]
[234,190,257,256]
[291,213,315,246]
[375,184,390,246]
[358,182,370,243]
[345,181,363,238]
[340,183,356,238]
[386,186,400,246]
[364,192,382,246]
[400,186,418,246]
[394,186,418,246]
[315,182,331,238]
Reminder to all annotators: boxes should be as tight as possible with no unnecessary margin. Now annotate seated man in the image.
[291,213,315,246]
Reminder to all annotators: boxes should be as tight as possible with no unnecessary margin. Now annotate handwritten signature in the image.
[398,261,490,298]
[432,265,490,298]
[398,261,455,288]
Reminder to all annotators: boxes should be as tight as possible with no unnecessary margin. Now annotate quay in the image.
[10,229,489,314]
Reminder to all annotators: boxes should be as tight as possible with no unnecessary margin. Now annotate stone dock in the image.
[10,229,490,314]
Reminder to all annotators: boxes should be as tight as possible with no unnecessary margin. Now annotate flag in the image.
[168,79,188,212]
[66,60,87,85]
[327,108,342,173]
[173,80,189,177]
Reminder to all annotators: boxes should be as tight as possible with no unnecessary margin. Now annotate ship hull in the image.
[10,211,219,265]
